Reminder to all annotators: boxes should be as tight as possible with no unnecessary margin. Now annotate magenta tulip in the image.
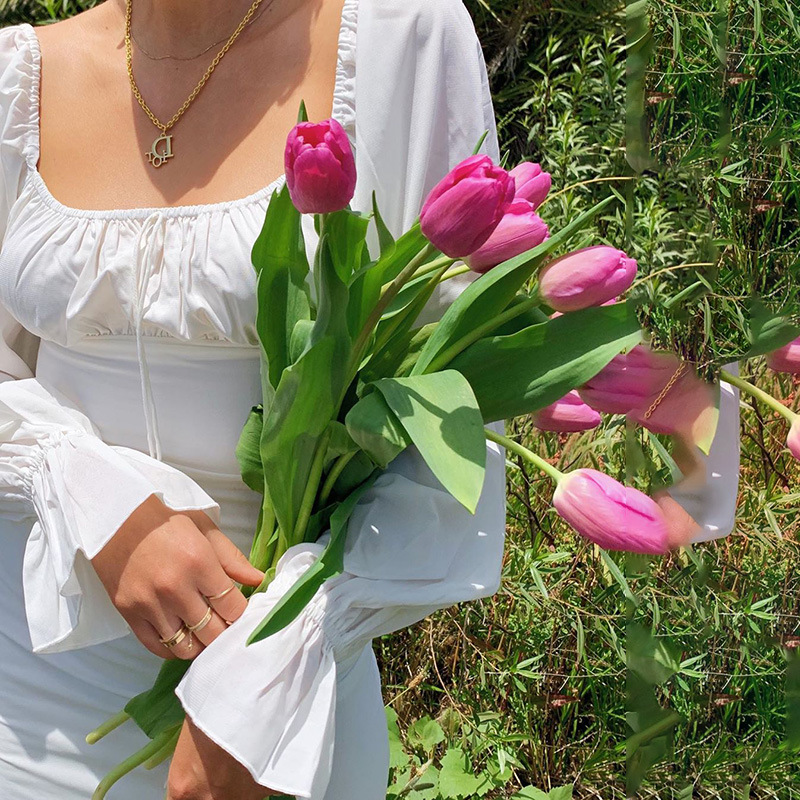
[510,162,552,210]
[420,155,515,258]
[553,468,671,555]
[766,337,800,374]
[284,118,357,214]
[538,245,638,312]
[465,198,550,274]
[532,390,601,432]
[787,417,800,460]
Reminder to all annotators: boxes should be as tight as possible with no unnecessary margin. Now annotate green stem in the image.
[349,242,437,376]
[142,727,181,770]
[92,727,179,800]
[411,254,455,279]
[86,710,130,745]
[626,711,682,752]
[424,293,541,374]
[484,426,564,484]
[440,263,471,281]
[292,426,334,546]
[370,264,451,357]
[320,450,357,505]
[720,368,796,423]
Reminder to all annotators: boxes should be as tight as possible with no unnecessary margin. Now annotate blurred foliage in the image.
[2,0,799,798]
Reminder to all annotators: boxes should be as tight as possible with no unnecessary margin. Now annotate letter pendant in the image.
[146,132,174,168]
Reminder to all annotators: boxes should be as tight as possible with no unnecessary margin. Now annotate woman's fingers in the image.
[182,594,229,647]
[204,527,265,588]
[129,618,178,660]
[201,578,249,625]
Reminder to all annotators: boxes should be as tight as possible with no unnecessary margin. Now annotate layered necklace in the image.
[125,0,273,167]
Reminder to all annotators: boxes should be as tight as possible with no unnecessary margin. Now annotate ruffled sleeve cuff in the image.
[667,362,741,543]
[176,428,507,797]
[0,378,220,653]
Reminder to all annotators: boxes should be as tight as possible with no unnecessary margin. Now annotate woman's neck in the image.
[122,0,302,59]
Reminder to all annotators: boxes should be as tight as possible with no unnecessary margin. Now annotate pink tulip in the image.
[531,390,601,432]
[420,155,515,258]
[538,245,638,312]
[464,199,550,274]
[510,162,552,210]
[766,337,800,374]
[284,118,357,214]
[578,345,671,415]
[553,468,671,555]
[787,417,800,460]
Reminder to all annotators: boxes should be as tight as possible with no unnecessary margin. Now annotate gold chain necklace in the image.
[125,0,267,168]
[130,1,273,62]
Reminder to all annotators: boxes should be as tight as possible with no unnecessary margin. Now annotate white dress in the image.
[0,2,510,798]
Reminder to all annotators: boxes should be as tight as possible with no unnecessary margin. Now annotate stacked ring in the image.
[159,624,189,650]
[187,606,213,634]
[204,582,236,602]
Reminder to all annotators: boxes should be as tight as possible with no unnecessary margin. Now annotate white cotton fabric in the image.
[0,1,508,798]
[668,362,741,544]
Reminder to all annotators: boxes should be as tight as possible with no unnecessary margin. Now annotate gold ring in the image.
[187,606,214,633]
[159,624,189,649]
[204,582,236,602]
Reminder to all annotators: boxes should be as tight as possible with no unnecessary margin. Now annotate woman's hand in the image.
[91,494,264,660]
[167,717,279,800]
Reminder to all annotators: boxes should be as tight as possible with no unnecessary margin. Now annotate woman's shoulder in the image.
[361,0,478,40]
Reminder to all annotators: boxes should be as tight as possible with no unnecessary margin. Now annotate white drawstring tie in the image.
[132,212,166,462]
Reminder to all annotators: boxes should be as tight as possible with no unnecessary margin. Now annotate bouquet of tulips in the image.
[87,109,723,797]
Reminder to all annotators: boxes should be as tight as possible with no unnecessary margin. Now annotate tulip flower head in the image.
[553,468,671,555]
[465,198,549,274]
[538,245,638,312]
[788,417,800,460]
[509,162,552,210]
[285,118,357,214]
[420,155,515,258]
[766,336,800,374]
[531,390,601,432]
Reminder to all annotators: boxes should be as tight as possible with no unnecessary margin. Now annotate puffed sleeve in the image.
[174,1,507,796]
[666,362,741,543]
[0,24,221,653]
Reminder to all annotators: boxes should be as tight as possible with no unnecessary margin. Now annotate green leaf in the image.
[259,337,338,538]
[289,319,315,363]
[743,297,800,358]
[251,183,311,389]
[374,371,487,513]
[235,405,264,493]
[511,788,550,800]
[412,196,615,376]
[438,747,483,799]
[450,303,642,422]
[324,208,371,284]
[125,660,190,738]
[407,717,445,754]
[345,390,411,467]
[372,191,396,257]
[386,708,411,771]
[247,471,379,644]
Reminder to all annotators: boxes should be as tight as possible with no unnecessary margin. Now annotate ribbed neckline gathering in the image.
[15,0,359,221]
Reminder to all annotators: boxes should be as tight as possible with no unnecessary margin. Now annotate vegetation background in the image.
[0,0,799,798]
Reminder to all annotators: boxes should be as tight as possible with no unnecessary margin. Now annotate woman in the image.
[0,0,508,798]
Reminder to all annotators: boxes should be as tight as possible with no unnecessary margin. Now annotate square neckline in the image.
[18,0,357,221]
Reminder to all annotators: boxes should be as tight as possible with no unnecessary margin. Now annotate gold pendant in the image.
[146,132,174,168]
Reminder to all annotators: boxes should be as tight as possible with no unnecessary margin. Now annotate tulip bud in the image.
[538,245,637,312]
[766,336,800,374]
[578,345,669,415]
[509,162,552,210]
[531,390,601,432]
[787,417,800,460]
[465,199,549,274]
[553,468,671,554]
[420,155,516,258]
[284,118,357,214]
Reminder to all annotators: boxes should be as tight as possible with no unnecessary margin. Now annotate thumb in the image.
[204,528,265,587]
